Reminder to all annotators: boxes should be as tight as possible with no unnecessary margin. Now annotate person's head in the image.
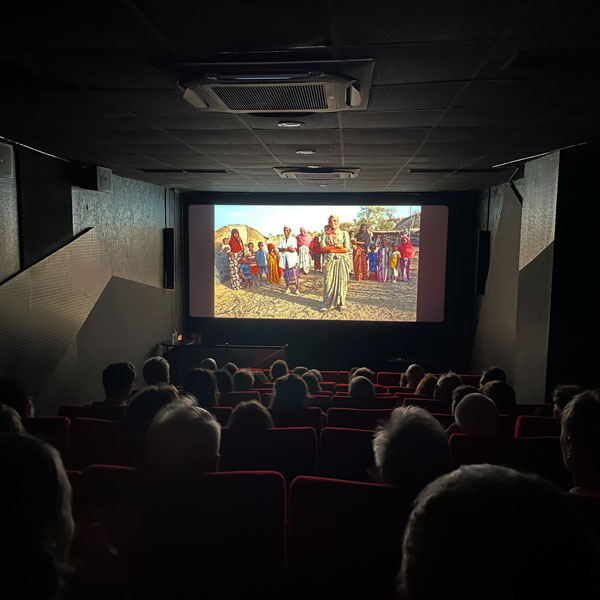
[270,359,288,382]
[451,385,479,415]
[199,357,217,371]
[349,230,355,238]
[373,406,451,495]
[258,241,264,250]
[0,404,23,433]
[268,243,276,253]
[561,390,600,488]
[183,368,220,408]
[252,370,269,386]
[223,362,238,376]
[102,362,136,404]
[360,223,367,232]
[231,228,240,240]
[406,364,425,389]
[148,403,221,476]
[415,374,437,397]
[369,244,376,251]
[397,464,600,600]
[307,369,323,382]
[0,433,74,598]
[454,393,500,438]
[214,369,234,394]
[124,385,179,431]
[222,237,229,245]
[247,242,254,251]
[292,366,309,377]
[233,369,254,392]
[227,401,274,432]
[479,366,507,388]
[351,367,375,383]
[348,366,360,380]
[391,242,398,251]
[0,377,33,418]
[302,372,321,395]
[481,380,516,415]
[553,384,584,418]
[300,227,306,235]
[434,372,463,403]
[328,214,339,230]
[142,356,170,386]
[283,226,291,237]
[270,374,308,410]
[349,376,375,405]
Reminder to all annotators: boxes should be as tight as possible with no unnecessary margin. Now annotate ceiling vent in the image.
[274,167,360,180]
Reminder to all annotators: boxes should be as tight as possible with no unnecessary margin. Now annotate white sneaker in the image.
[285,288,291,295]
[293,290,300,296]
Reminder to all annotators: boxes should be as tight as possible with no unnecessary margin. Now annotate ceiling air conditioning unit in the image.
[180,71,362,113]
[274,167,360,180]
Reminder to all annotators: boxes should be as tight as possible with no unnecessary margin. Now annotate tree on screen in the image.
[339,221,353,231]
[353,206,396,231]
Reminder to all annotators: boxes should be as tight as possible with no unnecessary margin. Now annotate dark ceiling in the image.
[1,1,599,192]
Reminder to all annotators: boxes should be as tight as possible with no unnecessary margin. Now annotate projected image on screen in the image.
[213,205,420,321]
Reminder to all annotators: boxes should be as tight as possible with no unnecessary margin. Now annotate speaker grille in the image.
[211,83,328,111]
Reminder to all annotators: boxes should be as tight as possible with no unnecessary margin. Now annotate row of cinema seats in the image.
[26,413,568,487]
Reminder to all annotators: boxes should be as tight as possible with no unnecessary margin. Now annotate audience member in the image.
[0,433,74,599]
[561,390,600,497]
[351,367,375,382]
[142,356,170,386]
[397,464,600,600]
[346,375,375,407]
[0,404,23,433]
[233,369,255,392]
[269,359,288,382]
[124,385,179,432]
[292,366,309,376]
[183,368,220,408]
[252,370,269,387]
[433,372,462,404]
[451,385,479,415]
[199,357,217,371]
[223,362,238,376]
[373,406,451,498]
[269,374,308,410]
[348,366,360,381]
[227,401,274,431]
[148,403,221,476]
[403,364,425,389]
[415,374,437,397]
[100,362,136,406]
[553,383,584,418]
[302,372,321,395]
[481,380,516,415]
[454,393,500,438]
[214,369,234,394]
[307,368,323,382]
[0,377,34,418]
[479,366,507,387]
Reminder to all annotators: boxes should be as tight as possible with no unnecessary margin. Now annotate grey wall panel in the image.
[72,175,167,288]
[0,158,20,282]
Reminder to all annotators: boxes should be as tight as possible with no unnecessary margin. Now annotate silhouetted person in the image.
[252,370,269,387]
[479,366,507,387]
[124,385,179,433]
[348,375,375,407]
[402,364,425,389]
[183,368,219,408]
[0,433,74,599]
[100,362,136,406]
[227,401,273,432]
[415,374,437,397]
[270,374,308,410]
[397,464,600,600]
[142,357,170,386]
[0,404,23,433]
[434,373,462,405]
[481,380,517,415]
[553,384,584,418]
[451,385,479,415]
[223,362,238,376]
[351,367,375,382]
[307,368,323,382]
[269,359,288,382]
[233,369,254,392]
[561,390,600,498]
[0,377,33,418]
[453,393,500,439]
[373,406,451,498]
[215,369,234,394]
[199,358,217,371]
[302,372,322,395]
[291,366,309,376]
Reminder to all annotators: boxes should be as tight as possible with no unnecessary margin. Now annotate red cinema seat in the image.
[219,391,261,407]
[515,403,554,417]
[337,371,350,383]
[269,407,323,430]
[320,371,338,382]
[458,374,481,387]
[320,427,375,482]
[334,383,350,394]
[515,416,561,438]
[327,408,393,430]
[288,476,413,600]
[329,395,398,410]
[403,398,449,413]
[220,427,318,483]
[58,404,126,421]
[449,433,503,469]
[387,386,415,396]
[376,372,402,387]
[70,418,138,469]
[567,493,600,545]
[432,413,454,429]
[23,416,70,461]
[207,406,233,427]
[320,382,336,392]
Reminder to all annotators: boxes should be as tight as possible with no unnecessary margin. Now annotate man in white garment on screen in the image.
[277,226,300,296]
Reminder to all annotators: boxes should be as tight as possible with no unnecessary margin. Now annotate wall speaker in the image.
[0,142,14,178]
[163,228,175,289]
[476,230,491,294]
[71,164,112,192]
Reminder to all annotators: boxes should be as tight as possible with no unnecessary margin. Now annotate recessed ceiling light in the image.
[319,184,327,187]
[296,149,315,155]
[306,165,321,168]
[278,121,303,127]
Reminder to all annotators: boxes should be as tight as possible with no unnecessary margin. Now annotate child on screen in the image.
[255,241,268,284]
[367,244,378,280]
[389,243,400,284]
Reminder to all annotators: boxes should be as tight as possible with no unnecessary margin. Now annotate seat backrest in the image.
[515,404,554,417]
[458,374,481,387]
[269,407,322,430]
[219,391,261,407]
[207,406,233,427]
[320,427,375,482]
[327,408,393,430]
[515,415,561,438]
[23,416,70,461]
[337,371,350,383]
[220,427,318,483]
[376,371,403,387]
[320,381,336,392]
[288,476,412,599]
[58,404,126,421]
[403,397,450,413]
[449,433,503,469]
[320,371,338,382]
[329,395,398,410]
[432,413,454,429]
[334,383,350,394]
[387,386,415,396]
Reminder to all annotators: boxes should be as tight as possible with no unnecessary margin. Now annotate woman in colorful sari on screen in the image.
[311,233,322,272]
[399,234,416,282]
[377,237,390,283]
[296,228,313,275]
[267,243,283,284]
[320,215,351,312]
[228,228,244,290]
[353,223,370,281]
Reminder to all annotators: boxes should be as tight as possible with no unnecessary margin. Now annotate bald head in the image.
[455,393,500,438]
[406,364,425,388]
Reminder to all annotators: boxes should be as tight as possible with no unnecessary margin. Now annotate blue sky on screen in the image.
[214,205,416,237]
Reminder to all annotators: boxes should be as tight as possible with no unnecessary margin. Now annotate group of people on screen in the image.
[218,216,417,312]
